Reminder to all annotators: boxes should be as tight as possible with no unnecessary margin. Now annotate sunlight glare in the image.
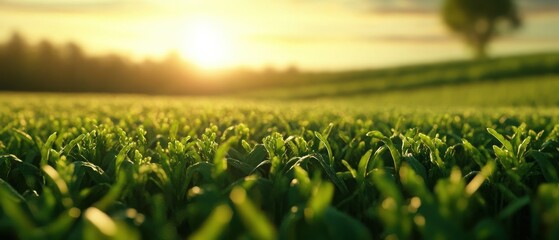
[181,19,232,69]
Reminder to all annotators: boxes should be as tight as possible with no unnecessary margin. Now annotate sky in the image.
[1,0,559,71]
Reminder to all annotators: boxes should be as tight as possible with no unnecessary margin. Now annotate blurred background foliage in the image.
[1,32,558,98]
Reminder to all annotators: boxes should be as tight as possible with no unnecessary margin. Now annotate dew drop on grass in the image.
[414,215,426,227]
[290,206,298,213]
[382,197,397,210]
[409,197,422,211]
[68,207,81,218]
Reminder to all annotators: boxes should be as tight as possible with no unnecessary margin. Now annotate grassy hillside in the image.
[240,53,559,102]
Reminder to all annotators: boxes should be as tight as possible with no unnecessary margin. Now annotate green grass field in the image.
[239,52,559,101]
[1,54,559,240]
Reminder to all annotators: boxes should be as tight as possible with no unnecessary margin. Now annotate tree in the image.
[442,0,521,59]
[63,42,87,91]
[35,40,63,90]
[0,32,29,90]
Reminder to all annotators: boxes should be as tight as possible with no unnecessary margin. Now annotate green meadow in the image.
[1,53,559,239]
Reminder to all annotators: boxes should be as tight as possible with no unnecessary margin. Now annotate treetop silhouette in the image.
[442,0,521,59]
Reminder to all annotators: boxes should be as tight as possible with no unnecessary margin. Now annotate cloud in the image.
[362,0,559,14]
[0,0,140,12]
[247,33,451,44]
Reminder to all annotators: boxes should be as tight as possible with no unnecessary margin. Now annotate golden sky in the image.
[1,0,559,70]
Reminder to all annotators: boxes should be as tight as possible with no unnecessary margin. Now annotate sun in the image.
[181,19,232,69]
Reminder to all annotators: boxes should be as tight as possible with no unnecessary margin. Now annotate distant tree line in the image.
[2,29,556,97]
[0,32,300,95]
